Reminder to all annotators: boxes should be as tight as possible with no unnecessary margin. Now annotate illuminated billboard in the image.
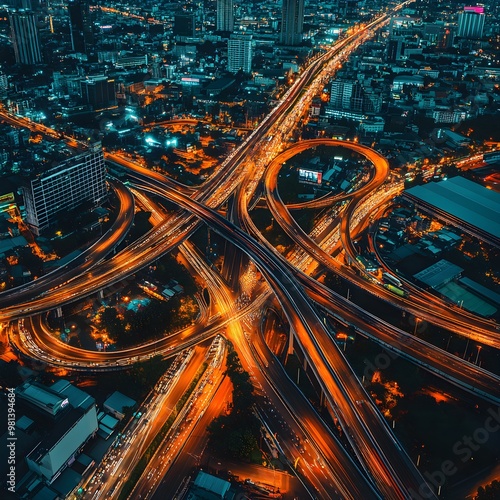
[464,6,484,14]
[298,168,323,185]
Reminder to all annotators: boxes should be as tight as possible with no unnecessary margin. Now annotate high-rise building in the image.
[280,0,304,45]
[68,0,94,55]
[0,71,8,96]
[387,38,405,62]
[81,75,116,110]
[336,0,359,19]
[217,0,234,32]
[173,12,196,37]
[22,142,107,235]
[9,10,42,65]
[457,6,485,39]
[327,79,372,119]
[330,80,359,110]
[227,34,252,73]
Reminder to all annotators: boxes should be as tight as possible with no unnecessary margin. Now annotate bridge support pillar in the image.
[287,326,294,355]
[98,289,104,300]
[55,307,63,318]
[320,389,326,408]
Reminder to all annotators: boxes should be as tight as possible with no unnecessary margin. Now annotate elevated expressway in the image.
[179,240,381,499]
[129,169,434,500]
[2,8,390,329]
[263,140,500,346]
[130,161,500,408]
[259,140,500,403]
[5,19,387,353]
[3,10,441,498]
[0,178,135,308]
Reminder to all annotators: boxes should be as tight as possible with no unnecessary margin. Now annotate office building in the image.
[81,75,116,110]
[68,0,94,55]
[280,0,304,45]
[329,80,364,112]
[0,71,8,95]
[22,142,107,235]
[216,0,234,32]
[16,380,98,483]
[9,10,42,65]
[173,12,196,37]
[457,6,485,39]
[387,38,405,62]
[228,34,252,74]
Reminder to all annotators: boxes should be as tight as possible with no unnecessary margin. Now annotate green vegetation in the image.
[0,360,23,388]
[49,200,114,255]
[118,210,153,247]
[250,208,294,252]
[457,115,500,141]
[154,253,198,295]
[207,345,261,461]
[97,356,172,401]
[476,480,500,500]
[118,362,208,500]
[99,293,198,347]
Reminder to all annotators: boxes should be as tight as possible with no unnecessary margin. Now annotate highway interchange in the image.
[2,3,499,499]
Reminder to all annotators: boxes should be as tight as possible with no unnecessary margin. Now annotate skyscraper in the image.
[9,10,42,65]
[228,34,252,74]
[280,0,304,46]
[457,6,485,39]
[217,0,234,32]
[68,0,94,55]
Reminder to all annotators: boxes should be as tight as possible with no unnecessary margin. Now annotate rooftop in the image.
[104,391,136,412]
[405,177,500,243]
[193,470,231,498]
[413,259,464,289]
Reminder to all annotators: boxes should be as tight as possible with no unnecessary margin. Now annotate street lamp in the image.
[463,337,470,359]
[413,317,420,335]
[475,345,482,365]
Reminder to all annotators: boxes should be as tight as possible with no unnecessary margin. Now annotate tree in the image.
[476,480,500,500]
[207,345,261,461]
[101,307,124,340]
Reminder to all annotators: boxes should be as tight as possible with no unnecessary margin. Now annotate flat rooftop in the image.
[405,177,500,246]
[414,259,464,289]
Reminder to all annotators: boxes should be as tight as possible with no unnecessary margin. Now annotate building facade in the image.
[280,0,304,45]
[174,12,196,37]
[68,0,94,55]
[216,0,234,32]
[9,10,42,65]
[457,6,485,39]
[81,75,116,109]
[22,142,107,235]
[17,380,98,484]
[228,34,252,73]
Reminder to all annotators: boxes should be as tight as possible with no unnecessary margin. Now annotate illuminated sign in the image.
[298,168,323,185]
[464,6,484,14]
